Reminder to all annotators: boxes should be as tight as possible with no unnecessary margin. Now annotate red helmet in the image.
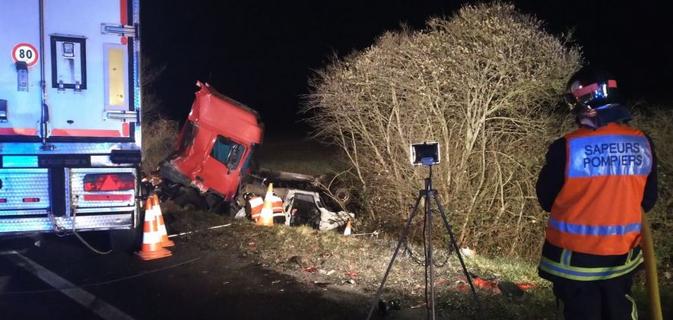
[564,67,621,114]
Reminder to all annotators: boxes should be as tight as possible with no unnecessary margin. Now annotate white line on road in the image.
[1,250,135,320]
[167,223,232,238]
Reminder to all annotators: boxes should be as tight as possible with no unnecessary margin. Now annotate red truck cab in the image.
[160,81,263,203]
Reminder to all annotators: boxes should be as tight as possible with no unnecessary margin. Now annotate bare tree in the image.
[305,3,582,258]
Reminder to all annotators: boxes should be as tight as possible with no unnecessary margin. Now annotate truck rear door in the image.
[44,0,137,141]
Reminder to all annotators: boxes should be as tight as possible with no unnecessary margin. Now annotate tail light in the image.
[83,173,135,192]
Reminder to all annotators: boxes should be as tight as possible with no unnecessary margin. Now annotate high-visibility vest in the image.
[546,123,653,256]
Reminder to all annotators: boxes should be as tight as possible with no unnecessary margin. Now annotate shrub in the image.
[632,107,673,266]
[141,58,178,175]
[305,2,582,258]
[141,118,178,175]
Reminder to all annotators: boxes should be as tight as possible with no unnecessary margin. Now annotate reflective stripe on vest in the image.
[539,249,643,281]
[548,217,641,236]
[546,123,652,255]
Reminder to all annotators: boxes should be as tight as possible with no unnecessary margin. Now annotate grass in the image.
[161,134,672,319]
[162,202,564,318]
[163,205,672,319]
[255,132,347,176]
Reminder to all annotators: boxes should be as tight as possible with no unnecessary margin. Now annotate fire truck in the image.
[0,0,142,248]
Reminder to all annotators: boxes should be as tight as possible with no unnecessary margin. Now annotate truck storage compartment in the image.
[0,168,52,233]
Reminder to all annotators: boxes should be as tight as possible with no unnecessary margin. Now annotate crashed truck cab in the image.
[160,81,263,205]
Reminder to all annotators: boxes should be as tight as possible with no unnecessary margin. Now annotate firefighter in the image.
[536,67,658,320]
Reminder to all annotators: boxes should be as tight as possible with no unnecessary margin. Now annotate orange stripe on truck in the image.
[83,194,133,201]
[0,128,38,136]
[51,124,130,137]
[120,0,128,25]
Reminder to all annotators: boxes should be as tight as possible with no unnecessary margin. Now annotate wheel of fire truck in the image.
[108,226,142,254]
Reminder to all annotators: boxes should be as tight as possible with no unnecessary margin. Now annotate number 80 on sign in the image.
[12,43,39,67]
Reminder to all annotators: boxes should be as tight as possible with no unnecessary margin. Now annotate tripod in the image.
[366,165,480,320]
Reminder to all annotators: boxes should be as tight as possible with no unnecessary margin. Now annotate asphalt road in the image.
[0,232,371,320]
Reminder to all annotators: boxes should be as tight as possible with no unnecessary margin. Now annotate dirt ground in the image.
[161,200,569,320]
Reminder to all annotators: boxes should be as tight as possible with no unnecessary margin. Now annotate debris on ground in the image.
[454,272,536,299]
[161,203,554,318]
[240,186,355,232]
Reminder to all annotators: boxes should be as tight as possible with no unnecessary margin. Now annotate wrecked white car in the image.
[236,188,354,231]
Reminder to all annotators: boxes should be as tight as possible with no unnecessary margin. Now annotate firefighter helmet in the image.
[564,67,621,114]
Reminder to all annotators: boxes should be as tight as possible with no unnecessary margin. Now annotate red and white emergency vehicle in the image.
[0,0,142,243]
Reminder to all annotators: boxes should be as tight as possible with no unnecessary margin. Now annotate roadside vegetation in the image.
[303,2,673,269]
[305,2,581,259]
[140,58,179,175]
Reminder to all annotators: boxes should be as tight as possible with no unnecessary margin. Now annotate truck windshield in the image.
[211,136,245,170]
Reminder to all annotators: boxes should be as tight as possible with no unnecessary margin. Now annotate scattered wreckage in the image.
[148,81,353,232]
[150,168,355,232]
[234,184,354,231]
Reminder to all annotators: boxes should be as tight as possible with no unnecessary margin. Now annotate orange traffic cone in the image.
[344,219,353,236]
[136,196,172,261]
[256,183,274,227]
[153,194,175,247]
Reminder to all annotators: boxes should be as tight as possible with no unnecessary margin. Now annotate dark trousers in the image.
[552,273,637,320]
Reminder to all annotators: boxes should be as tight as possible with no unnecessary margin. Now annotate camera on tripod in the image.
[409,142,440,166]
[368,140,480,319]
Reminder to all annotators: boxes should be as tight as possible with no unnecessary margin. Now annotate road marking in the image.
[167,223,232,238]
[1,250,135,320]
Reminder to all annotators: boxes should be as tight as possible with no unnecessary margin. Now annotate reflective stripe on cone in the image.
[257,184,275,227]
[153,194,175,247]
[136,195,172,260]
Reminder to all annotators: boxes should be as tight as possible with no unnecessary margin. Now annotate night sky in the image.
[141,0,673,134]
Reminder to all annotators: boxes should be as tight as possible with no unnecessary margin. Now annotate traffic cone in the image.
[136,196,172,261]
[344,219,352,236]
[153,194,175,247]
[256,183,274,227]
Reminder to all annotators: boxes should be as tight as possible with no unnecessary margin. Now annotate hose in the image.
[48,210,112,255]
[71,209,112,255]
[641,209,662,320]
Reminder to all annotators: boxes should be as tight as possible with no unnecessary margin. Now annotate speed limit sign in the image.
[11,43,39,67]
